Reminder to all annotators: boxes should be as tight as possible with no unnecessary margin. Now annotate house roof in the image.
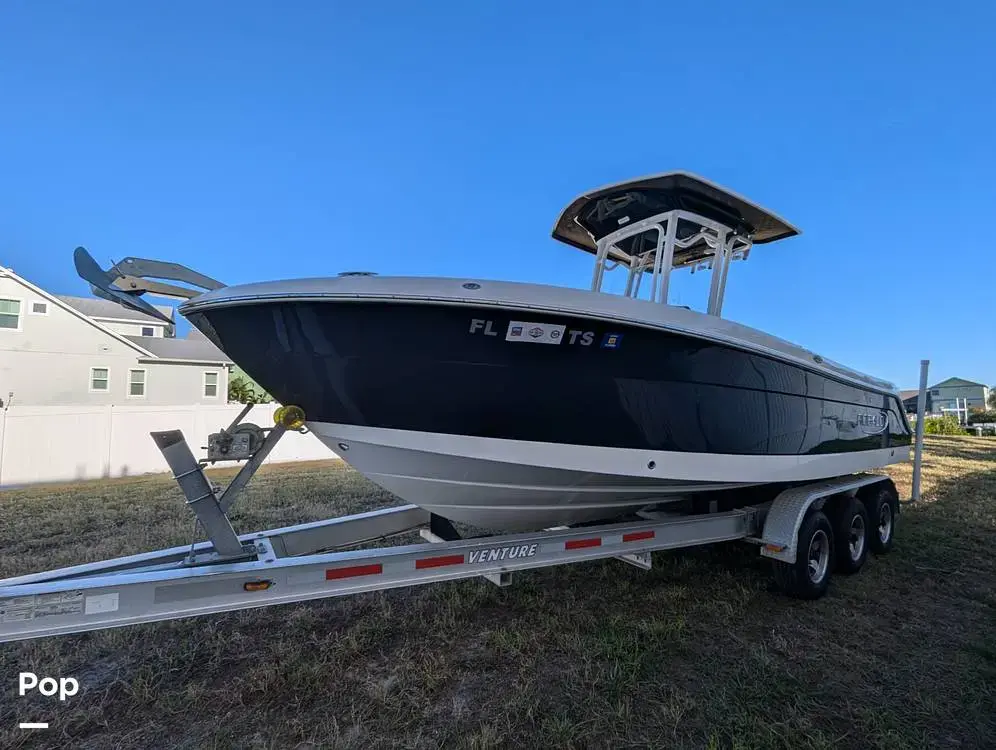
[1,266,155,358]
[125,334,231,364]
[2,264,231,367]
[899,390,921,402]
[927,377,989,389]
[57,295,174,323]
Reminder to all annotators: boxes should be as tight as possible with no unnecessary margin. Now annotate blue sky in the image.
[1,1,993,389]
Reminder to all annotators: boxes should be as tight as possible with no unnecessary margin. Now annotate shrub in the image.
[228,376,270,405]
[922,415,964,435]
[967,410,996,425]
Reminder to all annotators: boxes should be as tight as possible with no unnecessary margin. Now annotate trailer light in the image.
[243,580,273,592]
[274,405,306,429]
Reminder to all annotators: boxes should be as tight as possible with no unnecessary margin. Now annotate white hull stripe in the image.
[311,423,910,485]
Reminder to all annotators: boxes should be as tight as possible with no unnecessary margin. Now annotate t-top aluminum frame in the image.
[589,209,753,317]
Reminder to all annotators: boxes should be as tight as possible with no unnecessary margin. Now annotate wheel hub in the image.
[848,514,866,561]
[878,504,893,543]
[807,529,830,583]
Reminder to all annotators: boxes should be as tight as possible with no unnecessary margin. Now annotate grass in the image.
[1,436,994,749]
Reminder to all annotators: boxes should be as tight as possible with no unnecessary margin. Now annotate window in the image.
[203,371,219,398]
[0,298,21,330]
[141,326,154,336]
[90,367,110,392]
[128,369,146,397]
[930,390,940,396]
[30,301,48,315]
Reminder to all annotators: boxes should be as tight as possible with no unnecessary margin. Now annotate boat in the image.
[75,171,913,532]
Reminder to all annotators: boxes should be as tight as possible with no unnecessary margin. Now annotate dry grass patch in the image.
[1,438,994,749]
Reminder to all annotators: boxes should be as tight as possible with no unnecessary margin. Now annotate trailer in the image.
[0,405,906,643]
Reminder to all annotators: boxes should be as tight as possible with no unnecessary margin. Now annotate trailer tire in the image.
[862,482,899,555]
[831,496,869,575]
[772,509,834,600]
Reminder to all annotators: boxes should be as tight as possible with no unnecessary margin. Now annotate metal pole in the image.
[911,359,929,503]
[218,423,288,513]
[714,235,744,316]
[706,229,729,316]
[655,215,678,304]
[590,239,611,292]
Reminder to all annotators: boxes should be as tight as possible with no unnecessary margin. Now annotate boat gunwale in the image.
[181,288,903,400]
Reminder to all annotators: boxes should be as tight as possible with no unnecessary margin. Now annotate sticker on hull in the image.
[506,321,565,345]
[469,318,597,348]
[601,332,623,349]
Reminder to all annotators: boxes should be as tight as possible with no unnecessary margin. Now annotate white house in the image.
[0,265,232,407]
[928,377,991,418]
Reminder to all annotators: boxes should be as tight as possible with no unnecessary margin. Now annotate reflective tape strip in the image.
[326,564,383,580]
[415,554,465,570]
[565,538,601,550]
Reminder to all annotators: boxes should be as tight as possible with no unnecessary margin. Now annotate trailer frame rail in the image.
[0,405,903,643]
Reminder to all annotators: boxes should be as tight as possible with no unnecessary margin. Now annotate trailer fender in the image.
[759,474,892,564]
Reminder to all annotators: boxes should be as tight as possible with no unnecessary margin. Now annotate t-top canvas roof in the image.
[551,171,800,256]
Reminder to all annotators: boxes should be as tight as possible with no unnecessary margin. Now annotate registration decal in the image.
[601,332,623,349]
[505,321,565,345]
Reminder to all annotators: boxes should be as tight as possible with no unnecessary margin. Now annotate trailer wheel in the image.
[772,509,834,599]
[862,482,899,555]
[831,496,869,575]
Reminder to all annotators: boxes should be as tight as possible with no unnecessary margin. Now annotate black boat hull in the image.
[187,300,911,458]
[184,296,910,530]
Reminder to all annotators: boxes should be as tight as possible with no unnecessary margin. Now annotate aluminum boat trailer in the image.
[0,406,902,643]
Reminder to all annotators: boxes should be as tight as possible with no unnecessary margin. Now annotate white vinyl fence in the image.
[0,404,335,487]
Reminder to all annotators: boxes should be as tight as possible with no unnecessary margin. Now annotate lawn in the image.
[1,436,994,749]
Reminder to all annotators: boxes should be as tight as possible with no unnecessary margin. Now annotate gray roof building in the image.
[2,264,232,406]
[57,295,175,323]
[124,334,231,364]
